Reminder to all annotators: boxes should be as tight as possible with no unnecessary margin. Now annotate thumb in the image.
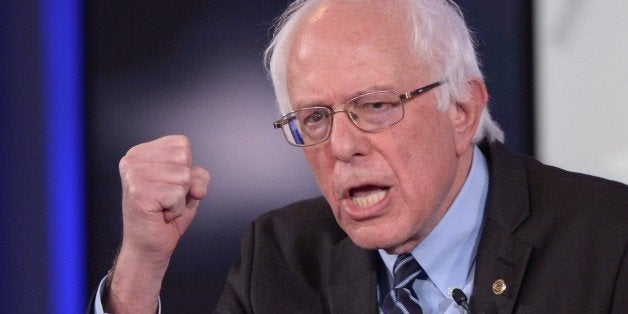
[188,166,210,200]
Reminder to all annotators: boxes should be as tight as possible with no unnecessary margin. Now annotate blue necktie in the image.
[382,254,426,314]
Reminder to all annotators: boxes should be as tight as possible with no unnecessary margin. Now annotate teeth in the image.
[352,190,386,207]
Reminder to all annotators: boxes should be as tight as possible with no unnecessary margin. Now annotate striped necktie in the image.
[382,253,426,314]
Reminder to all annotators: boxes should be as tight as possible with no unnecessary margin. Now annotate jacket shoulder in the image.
[523,152,627,229]
[254,196,345,244]
[482,140,627,230]
[216,197,344,313]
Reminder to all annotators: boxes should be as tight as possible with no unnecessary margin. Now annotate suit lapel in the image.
[471,142,534,313]
[322,236,379,314]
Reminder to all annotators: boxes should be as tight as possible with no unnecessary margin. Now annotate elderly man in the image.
[93,0,627,313]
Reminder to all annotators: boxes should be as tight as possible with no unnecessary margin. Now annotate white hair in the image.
[264,0,504,143]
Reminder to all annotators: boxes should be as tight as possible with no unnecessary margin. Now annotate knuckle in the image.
[125,142,145,157]
[172,148,191,165]
[121,166,141,184]
[119,154,132,171]
[118,158,127,172]
[173,184,187,197]
[124,182,142,198]
[175,135,190,147]
[166,135,190,148]
[181,166,192,183]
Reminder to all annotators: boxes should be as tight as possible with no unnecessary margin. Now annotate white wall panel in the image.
[535,0,628,183]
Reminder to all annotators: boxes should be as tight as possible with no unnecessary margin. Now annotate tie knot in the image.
[393,254,426,288]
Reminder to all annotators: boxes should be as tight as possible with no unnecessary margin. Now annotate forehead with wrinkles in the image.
[286,0,425,107]
[291,1,414,62]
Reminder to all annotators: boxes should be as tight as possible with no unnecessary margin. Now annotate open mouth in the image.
[350,185,390,208]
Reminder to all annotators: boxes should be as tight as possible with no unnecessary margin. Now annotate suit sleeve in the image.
[213,213,324,313]
[213,222,256,314]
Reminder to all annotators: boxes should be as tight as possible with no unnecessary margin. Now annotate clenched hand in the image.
[106,135,210,313]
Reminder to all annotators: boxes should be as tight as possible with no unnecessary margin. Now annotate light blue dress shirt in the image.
[378,145,489,313]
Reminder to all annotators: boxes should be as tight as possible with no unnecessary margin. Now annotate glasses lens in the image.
[348,91,403,131]
[281,107,332,146]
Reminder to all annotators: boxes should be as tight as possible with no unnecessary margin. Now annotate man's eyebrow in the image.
[292,84,398,110]
[346,84,397,99]
[292,100,332,111]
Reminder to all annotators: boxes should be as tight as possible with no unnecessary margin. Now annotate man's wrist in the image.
[106,248,168,312]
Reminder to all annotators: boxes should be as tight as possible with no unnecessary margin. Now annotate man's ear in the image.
[448,77,488,156]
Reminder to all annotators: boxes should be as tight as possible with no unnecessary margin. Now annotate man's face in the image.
[286,1,475,253]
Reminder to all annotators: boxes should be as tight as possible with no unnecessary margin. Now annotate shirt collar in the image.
[379,145,489,297]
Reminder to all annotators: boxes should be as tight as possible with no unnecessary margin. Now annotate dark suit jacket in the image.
[214,142,627,313]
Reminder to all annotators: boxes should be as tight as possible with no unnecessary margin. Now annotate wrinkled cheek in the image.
[313,171,336,208]
[304,148,337,198]
[331,205,347,229]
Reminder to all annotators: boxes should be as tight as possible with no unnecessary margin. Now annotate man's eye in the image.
[303,110,328,125]
[359,102,393,111]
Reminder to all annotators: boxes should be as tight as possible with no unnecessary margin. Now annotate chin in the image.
[345,224,413,252]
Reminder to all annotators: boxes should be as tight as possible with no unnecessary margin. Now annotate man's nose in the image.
[329,112,369,161]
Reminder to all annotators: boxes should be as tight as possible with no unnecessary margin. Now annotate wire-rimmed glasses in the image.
[273,81,444,147]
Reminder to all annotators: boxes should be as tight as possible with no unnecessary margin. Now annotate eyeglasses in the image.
[273,81,444,147]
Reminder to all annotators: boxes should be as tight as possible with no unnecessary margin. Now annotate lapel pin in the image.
[492,279,507,295]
